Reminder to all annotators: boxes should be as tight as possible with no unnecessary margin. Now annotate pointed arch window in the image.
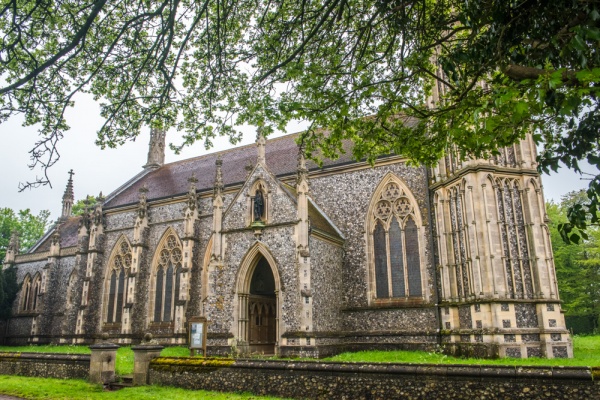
[153,233,183,323]
[105,238,132,324]
[31,274,42,311]
[21,274,33,312]
[370,180,423,299]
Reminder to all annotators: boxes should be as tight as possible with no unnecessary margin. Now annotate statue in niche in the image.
[254,190,264,221]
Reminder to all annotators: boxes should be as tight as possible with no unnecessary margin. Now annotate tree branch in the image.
[0,0,108,95]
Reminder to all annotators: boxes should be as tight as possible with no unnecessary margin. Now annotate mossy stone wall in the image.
[149,357,600,400]
[0,352,89,379]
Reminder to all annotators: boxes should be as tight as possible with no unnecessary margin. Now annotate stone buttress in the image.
[75,194,106,340]
[430,136,573,358]
[177,174,200,341]
[294,147,314,352]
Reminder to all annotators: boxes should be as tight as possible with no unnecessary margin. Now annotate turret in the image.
[3,231,19,265]
[144,127,166,169]
[60,170,75,221]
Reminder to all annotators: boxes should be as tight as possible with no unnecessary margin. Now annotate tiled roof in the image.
[104,133,357,209]
[33,216,81,253]
[308,200,343,241]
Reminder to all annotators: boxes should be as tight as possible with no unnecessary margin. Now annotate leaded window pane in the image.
[174,266,181,307]
[374,222,389,298]
[115,270,125,323]
[154,268,164,322]
[389,217,406,297]
[107,271,116,323]
[405,217,422,296]
[163,264,173,322]
[32,281,39,311]
[23,282,31,311]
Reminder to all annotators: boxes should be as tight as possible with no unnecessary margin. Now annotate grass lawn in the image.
[113,346,190,375]
[323,335,600,367]
[0,345,192,375]
[0,337,598,399]
[0,375,285,399]
[0,335,598,376]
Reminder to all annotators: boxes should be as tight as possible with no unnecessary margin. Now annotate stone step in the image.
[106,375,134,391]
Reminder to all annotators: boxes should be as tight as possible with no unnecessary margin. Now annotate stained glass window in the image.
[105,237,132,324]
[153,233,183,323]
[372,180,423,299]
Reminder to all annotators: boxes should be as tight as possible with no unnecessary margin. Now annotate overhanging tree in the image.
[1,0,598,241]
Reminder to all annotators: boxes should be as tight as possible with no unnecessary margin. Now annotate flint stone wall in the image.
[212,226,299,334]
[0,352,89,380]
[149,357,600,400]
[6,256,78,344]
[308,163,435,311]
[310,238,344,334]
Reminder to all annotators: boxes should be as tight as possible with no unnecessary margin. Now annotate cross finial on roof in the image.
[61,169,75,220]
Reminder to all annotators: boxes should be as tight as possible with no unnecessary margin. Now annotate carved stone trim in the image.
[59,247,78,257]
[14,251,50,263]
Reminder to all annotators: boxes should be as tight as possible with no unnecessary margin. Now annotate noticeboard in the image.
[188,317,207,356]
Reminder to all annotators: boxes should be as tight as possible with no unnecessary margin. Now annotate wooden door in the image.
[248,295,276,354]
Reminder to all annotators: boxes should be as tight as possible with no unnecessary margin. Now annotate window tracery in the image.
[153,232,183,323]
[105,238,132,324]
[31,274,42,312]
[370,180,423,299]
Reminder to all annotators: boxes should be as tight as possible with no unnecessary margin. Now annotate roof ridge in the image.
[157,131,300,169]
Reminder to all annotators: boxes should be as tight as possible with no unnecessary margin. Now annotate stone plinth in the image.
[132,344,164,385]
[89,342,119,384]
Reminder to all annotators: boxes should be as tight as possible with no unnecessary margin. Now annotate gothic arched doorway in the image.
[247,257,276,354]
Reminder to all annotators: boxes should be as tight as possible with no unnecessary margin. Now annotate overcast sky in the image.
[0,94,594,222]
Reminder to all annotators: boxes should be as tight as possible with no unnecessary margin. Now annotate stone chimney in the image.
[61,169,75,221]
[256,127,266,165]
[144,127,166,169]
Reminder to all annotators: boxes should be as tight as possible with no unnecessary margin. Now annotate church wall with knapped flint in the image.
[219,227,300,330]
[310,237,344,335]
[44,256,76,338]
[308,161,438,347]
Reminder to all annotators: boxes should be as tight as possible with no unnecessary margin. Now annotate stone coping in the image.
[0,352,90,362]
[0,352,91,380]
[89,343,119,350]
[151,357,598,381]
[131,345,165,351]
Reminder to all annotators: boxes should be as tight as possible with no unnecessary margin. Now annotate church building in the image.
[1,128,573,359]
